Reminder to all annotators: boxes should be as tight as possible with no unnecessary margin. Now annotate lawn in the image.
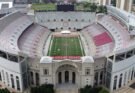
[31,3,56,11]
[48,37,84,56]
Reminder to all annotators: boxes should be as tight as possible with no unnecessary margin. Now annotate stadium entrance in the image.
[56,64,78,85]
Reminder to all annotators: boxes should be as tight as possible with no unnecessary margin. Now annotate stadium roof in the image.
[0,0,13,2]
[107,6,135,27]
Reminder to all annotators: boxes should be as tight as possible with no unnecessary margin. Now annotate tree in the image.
[97,5,107,13]
[80,86,109,93]
[30,84,54,93]
[99,88,109,93]
[90,3,97,12]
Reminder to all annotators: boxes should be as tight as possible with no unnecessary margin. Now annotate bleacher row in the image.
[0,11,51,58]
[18,24,51,58]
[98,15,130,51]
[0,12,33,55]
[81,23,114,58]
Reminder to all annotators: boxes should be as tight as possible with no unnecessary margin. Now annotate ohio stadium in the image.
[0,2,135,93]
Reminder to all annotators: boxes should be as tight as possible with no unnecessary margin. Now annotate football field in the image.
[48,37,84,56]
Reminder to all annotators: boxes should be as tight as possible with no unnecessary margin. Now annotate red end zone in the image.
[52,56,81,60]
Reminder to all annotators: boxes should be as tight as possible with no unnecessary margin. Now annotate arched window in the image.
[0,72,2,81]
[11,74,15,88]
[16,76,20,90]
[54,19,56,22]
[100,71,103,84]
[119,74,123,88]
[94,72,98,86]
[58,72,62,84]
[30,72,34,85]
[75,19,78,22]
[72,72,76,84]
[35,73,39,86]
[113,76,117,90]
[65,71,69,83]
[68,19,71,21]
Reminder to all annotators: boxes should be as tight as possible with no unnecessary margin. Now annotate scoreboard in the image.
[57,4,74,11]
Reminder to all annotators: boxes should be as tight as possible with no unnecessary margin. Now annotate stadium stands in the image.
[0,12,33,55]
[18,24,51,58]
[93,32,112,46]
[81,23,114,57]
[98,15,130,51]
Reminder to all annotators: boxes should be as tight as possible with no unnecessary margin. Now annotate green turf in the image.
[31,3,56,11]
[48,37,84,56]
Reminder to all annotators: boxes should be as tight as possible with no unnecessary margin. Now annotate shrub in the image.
[80,85,109,93]
[30,84,54,93]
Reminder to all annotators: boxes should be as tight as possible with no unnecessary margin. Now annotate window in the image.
[126,50,133,58]
[100,71,103,84]
[0,72,2,81]
[113,76,117,90]
[119,74,123,88]
[30,72,34,85]
[81,19,84,22]
[44,69,49,75]
[94,72,98,86]
[75,19,78,22]
[11,74,15,88]
[54,19,56,22]
[16,76,20,90]
[35,73,39,86]
[85,68,90,75]
[68,19,71,21]
[0,51,7,59]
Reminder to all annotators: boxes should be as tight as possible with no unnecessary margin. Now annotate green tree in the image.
[30,84,54,93]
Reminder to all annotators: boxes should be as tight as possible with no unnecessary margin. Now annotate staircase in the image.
[56,84,78,93]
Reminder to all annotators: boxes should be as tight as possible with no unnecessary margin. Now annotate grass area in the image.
[31,3,56,11]
[31,3,107,13]
[48,37,84,56]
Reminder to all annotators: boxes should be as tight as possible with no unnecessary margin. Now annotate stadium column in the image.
[102,0,106,5]
[116,0,120,8]
[98,0,103,5]
[39,0,43,3]
[69,71,72,84]
[116,74,120,89]
[116,0,132,12]
[110,75,114,92]
[126,0,132,12]
[62,71,65,84]
[97,71,100,85]
[33,72,36,86]
[120,0,125,10]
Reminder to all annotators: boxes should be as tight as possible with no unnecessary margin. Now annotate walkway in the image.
[56,84,78,93]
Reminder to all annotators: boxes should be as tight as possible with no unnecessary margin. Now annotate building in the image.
[0,3,135,93]
[98,0,133,12]
[0,0,13,9]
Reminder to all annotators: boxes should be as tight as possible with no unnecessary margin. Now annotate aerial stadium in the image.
[0,0,135,93]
